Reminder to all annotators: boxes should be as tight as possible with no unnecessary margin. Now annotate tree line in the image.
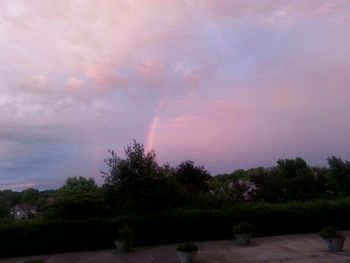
[1,140,350,219]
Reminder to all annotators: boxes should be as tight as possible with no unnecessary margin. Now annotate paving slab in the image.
[2,232,350,263]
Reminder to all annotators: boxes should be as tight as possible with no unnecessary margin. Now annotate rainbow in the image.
[145,99,163,153]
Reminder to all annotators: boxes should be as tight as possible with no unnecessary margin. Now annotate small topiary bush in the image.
[177,242,199,252]
[319,226,344,239]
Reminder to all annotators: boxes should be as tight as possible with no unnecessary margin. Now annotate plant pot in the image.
[234,234,251,246]
[177,250,198,263]
[114,239,132,253]
[323,237,345,252]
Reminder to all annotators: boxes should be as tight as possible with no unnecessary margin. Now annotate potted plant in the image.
[319,226,345,252]
[232,222,253,245]
[176,242,199,263]
[114,225,134,253]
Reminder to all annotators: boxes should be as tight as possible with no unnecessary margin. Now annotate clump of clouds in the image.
[1,0,350,188]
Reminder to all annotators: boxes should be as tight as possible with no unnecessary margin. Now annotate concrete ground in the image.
[2,232,350,263]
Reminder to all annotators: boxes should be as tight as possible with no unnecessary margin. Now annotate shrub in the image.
[2,198,350,258]
[319,226,343,239]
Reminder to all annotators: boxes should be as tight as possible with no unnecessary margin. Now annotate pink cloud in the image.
[136,61,166,88]
[19,75,48,92]
[1,0,350,187]
[5,182,42,191]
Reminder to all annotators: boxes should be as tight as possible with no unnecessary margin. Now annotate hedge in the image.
[1,198,350,258]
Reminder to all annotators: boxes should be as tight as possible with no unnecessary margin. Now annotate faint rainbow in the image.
[145,99,163,152]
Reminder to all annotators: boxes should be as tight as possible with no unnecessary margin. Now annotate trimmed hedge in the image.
[1,198,350,258]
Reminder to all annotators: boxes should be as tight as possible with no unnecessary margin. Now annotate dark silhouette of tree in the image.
[47,176,104,219]
[175,160,211,193]
[0,190,22,206]
[21,188,40,204]
[102,140,188,214]
[277,157,309,179]
[103,140,159,195]
[250,167,284,202]
[59,176,98,195]
[327,156,350,196]
[0,198,9,218]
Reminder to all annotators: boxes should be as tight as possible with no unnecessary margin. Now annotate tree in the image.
[102,140,188,213]
[250,167,284,202]
[327,156,350,196]
[250,158,334,202]
[0,198,9,218]
[312,167,335,199]
[102,140,159,200]
[48,176,104,219]
[277,158,320,201]
[276,157,308,179]
[175,160,211,193]
[0,190,22,206]
[59,176,98,195]
[21,188,40,204]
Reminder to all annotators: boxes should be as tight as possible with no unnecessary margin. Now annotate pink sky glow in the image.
[1,0,350,190]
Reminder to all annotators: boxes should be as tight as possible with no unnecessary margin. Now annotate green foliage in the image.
[277,158,308,178]
[319,226,343,239]
[248,158,336,202]
[182,156,350,205]
[103,140,159,189]
[59,176,98,195]
[0,189,58,210]
[327,156,350,196]
[0,190,23,206]
[276,158,320,201]
[175,160,211,193]
[232,169,249,179]
[102,140,191,213]
[249,168,283,202]
[45,176,105,219]
[177,242,198,252]
[232,222,253,234]
[4,140,350,258]
[21,188,40,204]
[46,194,106,219]
[2,198,350,257]
[0,198,9,218]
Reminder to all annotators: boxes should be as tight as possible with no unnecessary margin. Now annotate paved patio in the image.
[2,232,350,263]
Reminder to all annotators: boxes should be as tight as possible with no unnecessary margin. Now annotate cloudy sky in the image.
[1,0,350,190]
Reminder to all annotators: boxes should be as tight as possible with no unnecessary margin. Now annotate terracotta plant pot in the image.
[176,250,198,263]
[234,234,251,246]
[114,239,132,253]
[232,222,253,246]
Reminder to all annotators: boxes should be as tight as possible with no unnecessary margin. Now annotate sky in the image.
[1,0,350,190]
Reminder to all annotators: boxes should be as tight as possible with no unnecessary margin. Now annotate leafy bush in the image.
[319,226,344,239]
[232,222,253,234]
[177,242,198,252]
